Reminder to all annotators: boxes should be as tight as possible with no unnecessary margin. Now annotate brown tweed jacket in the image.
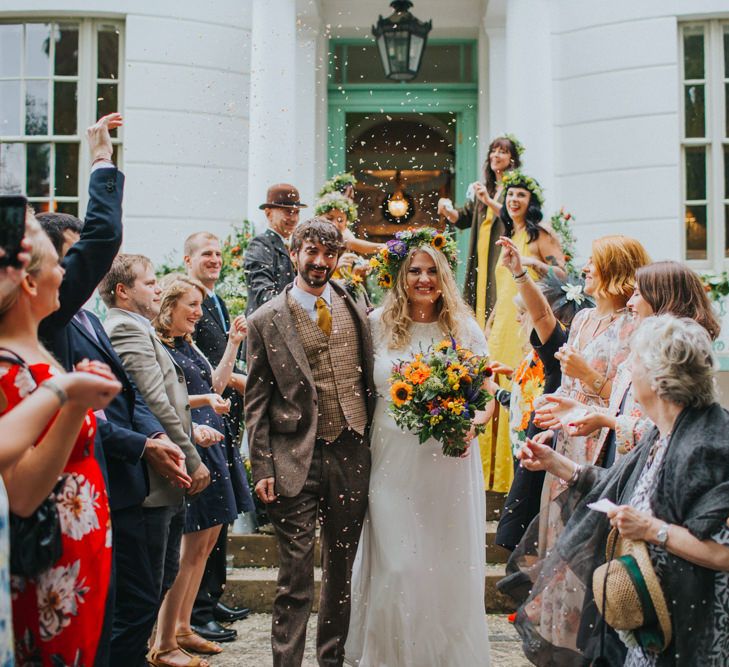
[245,282,376,497]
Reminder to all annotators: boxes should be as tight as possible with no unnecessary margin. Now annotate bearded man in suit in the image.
[244,183,306,316]
[246,217,375,667]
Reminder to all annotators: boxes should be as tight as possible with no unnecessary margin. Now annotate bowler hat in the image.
[259,183,307,210]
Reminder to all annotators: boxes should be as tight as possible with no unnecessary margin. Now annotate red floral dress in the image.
[0,362,112,666]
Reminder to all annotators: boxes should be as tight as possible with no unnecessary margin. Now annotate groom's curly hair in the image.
[290,217,345,256]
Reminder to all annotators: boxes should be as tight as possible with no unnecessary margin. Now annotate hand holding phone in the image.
[0,195,28,269]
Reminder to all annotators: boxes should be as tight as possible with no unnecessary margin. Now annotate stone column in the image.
[504,0,555,203]
[247,0,297,228]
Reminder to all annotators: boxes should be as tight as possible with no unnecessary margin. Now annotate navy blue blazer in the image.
[40,167,124,370]
[69,310,164,511]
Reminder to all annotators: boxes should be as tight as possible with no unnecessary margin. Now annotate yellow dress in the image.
[481,228,536,492]
[474,206,496,329]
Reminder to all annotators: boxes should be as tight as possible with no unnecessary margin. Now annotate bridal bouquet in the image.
[388,337,493,457]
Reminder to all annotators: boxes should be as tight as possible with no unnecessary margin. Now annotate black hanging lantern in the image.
[372,1,432,81]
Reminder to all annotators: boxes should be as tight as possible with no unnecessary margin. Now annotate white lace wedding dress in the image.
[344,309,491,666]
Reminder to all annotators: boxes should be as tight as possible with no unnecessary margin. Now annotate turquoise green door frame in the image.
[327,86,479,285]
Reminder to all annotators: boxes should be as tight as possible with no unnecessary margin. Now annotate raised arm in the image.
[496,235,556,344]
[39,114,124,338]
[209,314,246,393]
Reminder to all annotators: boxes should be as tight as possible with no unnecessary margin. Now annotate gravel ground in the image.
[202,613,530,666]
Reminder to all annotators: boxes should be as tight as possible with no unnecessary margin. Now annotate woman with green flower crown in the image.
[438,135,522,328]
[344,228,493,666]
[481,172,566,494]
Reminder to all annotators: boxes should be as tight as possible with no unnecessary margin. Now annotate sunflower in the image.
[431,233,447,250]
[390,381,413,407]
[378,273,393,289]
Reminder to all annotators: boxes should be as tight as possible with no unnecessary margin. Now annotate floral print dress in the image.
[0,361,112,666]
[524,309,635,652]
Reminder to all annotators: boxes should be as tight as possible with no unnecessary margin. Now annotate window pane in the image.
[53,82,77,135]
[55,201,78,216]
[0,24,21,77]
[725,204,729,259]
[0,81,21,135]
[684,84,705,138]
[55,142,78,196]
[54,25,78,76]
[25,23,51,77]
[25,80,49,135]
[685,146,706,200]
[724,26,729,77]
[97,84,118,136]
[26,143,50,197]
[725,144,729,199]
[97,27,119,79]
[683,28,704,80]
[685,204,707,260]
[0,142,24,194]
[726,83,729,138]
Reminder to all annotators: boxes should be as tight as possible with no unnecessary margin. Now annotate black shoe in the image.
[213,601,251,623]
[190,620,237,643]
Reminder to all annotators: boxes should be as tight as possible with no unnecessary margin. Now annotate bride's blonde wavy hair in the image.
[381,245,473,350]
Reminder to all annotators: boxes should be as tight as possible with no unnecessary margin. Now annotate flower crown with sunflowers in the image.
[500,133,525,157]
[314,192,359,224]
[317,172,357,198]
[370,227,459,289]
[501,169,545,206]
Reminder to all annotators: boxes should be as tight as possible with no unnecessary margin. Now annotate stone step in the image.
[486,490,506,522]
[222,564,515,614]
[228,521,510,568]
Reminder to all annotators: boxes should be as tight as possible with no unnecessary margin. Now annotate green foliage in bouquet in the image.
[701,271,729,303]
[388,337,493,457]
[217,219,254,317]
[550,207,579,279]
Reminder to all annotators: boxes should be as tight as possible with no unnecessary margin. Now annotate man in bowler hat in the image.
[244,183,307,316]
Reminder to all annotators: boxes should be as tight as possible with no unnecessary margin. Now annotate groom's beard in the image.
[299,263,335,288]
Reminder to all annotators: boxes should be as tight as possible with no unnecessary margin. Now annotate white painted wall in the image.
[0,0,252,264]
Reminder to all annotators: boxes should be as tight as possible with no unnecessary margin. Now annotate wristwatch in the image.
[655,522,670,546]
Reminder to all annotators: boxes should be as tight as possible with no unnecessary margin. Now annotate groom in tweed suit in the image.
[246,218,376,667]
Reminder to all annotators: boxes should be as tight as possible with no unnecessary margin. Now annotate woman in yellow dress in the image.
[438,135,523,328]
[483,171,565,492]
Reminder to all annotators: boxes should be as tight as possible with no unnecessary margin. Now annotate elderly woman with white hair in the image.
[503,315,729,666]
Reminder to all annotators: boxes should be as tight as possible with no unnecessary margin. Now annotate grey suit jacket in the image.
[245,282,376,497]
[104,308,202,507]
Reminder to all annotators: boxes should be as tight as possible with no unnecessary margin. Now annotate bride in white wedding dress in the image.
[344,241,492,667]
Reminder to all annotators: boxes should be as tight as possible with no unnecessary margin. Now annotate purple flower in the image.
[430,407,442,416]
[387,239,409,258]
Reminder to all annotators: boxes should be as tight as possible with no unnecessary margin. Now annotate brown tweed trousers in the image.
[246,282,376,667]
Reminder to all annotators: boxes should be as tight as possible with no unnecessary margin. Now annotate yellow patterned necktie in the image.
[315,297,332,337]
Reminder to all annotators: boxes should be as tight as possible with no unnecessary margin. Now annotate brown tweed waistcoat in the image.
[289,291,368,443]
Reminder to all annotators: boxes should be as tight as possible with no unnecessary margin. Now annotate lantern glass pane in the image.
[376,36,391,77]
[386,31,410,77]
[409,35,424,72]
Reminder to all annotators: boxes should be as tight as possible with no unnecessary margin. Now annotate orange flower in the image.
[405,360,431,385]
[391,381,413,407]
